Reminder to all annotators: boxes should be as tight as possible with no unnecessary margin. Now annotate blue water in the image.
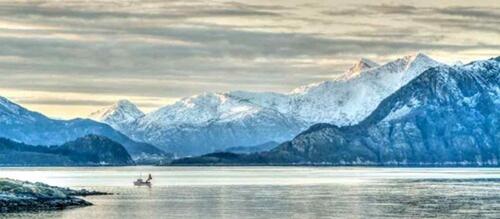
[1,167,499,218]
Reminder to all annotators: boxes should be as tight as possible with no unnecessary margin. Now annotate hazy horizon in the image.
[1,0,499,118]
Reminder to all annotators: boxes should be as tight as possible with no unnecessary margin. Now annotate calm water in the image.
[1,167,499,218]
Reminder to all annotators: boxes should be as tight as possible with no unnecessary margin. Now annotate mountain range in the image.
[91,53,442,156]
[172,56,500,166]
[2,53,496,166]
[0,97,167,162]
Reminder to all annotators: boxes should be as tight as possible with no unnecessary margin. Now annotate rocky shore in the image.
[0,178,109,213]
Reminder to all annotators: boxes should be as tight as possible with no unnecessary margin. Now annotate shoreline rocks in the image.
[0,178,109,213]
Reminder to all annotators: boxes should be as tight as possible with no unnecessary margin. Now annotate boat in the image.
[134,174,152,187]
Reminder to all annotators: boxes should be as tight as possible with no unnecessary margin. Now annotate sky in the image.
[0,0,499,118]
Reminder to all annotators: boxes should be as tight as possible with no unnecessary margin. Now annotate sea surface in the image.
[0,167,499,218]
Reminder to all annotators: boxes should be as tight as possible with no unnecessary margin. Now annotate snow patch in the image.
[383,98,421,122]
[89,99,145,129]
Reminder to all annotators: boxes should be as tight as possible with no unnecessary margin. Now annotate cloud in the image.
[366,4,418,14]
[323,4,418,16]
[323,4,500,34]
[0,1,285,21]
[1,27,497,100]
[17,98,115,106]
[0,0,498,117]
[434,7,500,20]
[414,17,500,33]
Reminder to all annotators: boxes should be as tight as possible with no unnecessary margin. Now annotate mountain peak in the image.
[402,52,439,67]
[344,58,379,79]
[404,52,428,60]
[89,100,144,128]
[115,99,135,107]
[341,53,438,80]
[366,53,442,84]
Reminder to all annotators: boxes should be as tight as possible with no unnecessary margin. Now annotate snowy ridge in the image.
[0,96,46,124]
[143,92,239,126]
[89,100,144,130]
[93,53,445,155]
[0,96,21,114]
[285,53,442,125]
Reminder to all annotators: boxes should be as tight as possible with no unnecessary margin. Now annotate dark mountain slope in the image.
[0,135,133,166]
[224,141,280,154]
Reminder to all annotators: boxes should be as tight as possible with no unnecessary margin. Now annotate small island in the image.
[0,178,108,213]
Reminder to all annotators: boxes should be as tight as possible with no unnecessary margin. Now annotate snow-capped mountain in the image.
[122,92,306,155]
[262,56,500,165]
[89,100,145,130]
[0,97,166,160]
[286,53,442,125]
[173,56,500,166]
[93,53,443,156]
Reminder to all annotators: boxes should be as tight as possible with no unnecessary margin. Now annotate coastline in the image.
[0,178,110,213]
